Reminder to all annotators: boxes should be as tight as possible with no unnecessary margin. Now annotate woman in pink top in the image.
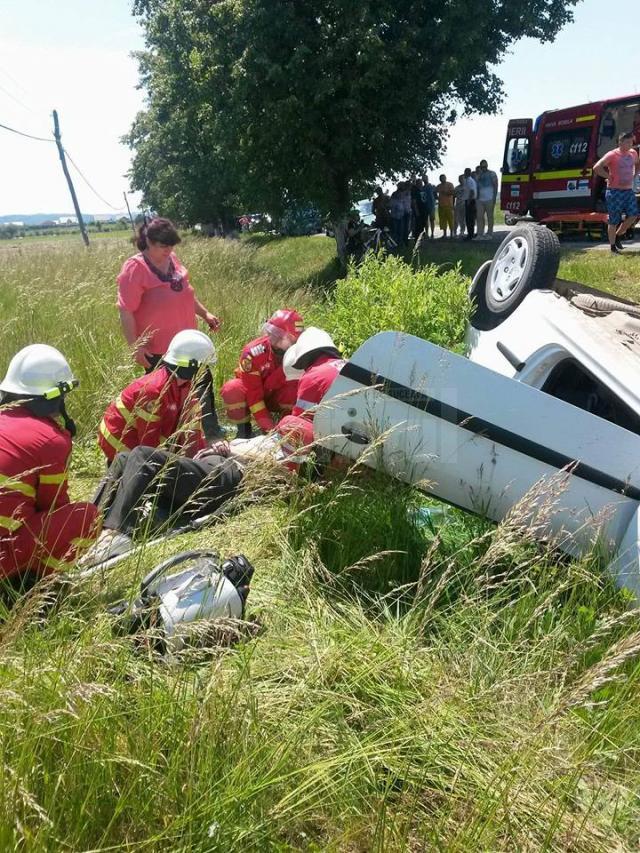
[117,217,225,437]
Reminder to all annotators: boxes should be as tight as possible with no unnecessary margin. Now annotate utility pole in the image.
[52,110,89,247]
[123,191,136,235]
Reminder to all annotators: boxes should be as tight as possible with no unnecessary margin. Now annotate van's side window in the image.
[541,129,591,170]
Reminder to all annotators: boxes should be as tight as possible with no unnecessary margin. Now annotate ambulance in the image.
[501,94,640,231]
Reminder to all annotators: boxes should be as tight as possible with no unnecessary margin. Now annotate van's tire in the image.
[485,225,560,317]
[504,212,519,226]
[571,293,640,318]
[468,261,501,331]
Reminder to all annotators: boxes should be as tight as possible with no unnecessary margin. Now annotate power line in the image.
[63,148,122,211]
[0,119,53,143]
[0,81,40,117]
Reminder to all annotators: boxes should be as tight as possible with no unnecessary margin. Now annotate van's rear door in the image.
[501,119,533,216]
[313,332,640,581]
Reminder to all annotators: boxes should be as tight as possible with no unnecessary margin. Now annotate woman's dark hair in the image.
[135,217,181,252]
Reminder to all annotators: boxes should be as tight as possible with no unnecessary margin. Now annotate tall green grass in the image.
[0,236,639,850]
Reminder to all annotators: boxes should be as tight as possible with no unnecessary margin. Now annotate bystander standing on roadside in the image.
[399,182,412,247]
[372,186,391,228]
[593,131,640,254]
[463,168,477,240]
[411,178,425,238]
[475,160,498,239]
[453,174,466,238]
[421,175,436,239]
[435,174,455,238]
[390,189,404,248]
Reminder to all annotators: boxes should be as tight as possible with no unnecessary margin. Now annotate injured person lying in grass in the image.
[80,435,290,567]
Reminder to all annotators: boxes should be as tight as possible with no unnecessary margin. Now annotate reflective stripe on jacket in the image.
[0,406,71,536]
[98,365,204,461]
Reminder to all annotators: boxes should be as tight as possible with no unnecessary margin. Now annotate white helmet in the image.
[0,344,77,399]
[164,329,216,369]
[283,346,304,380]
[283,327,338,378]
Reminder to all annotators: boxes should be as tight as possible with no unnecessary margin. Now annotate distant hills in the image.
[0,212,131,226]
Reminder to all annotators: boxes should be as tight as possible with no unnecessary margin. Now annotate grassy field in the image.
[1,234,640,851]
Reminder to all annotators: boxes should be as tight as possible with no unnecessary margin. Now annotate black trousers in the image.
[145,356,222,441]
[97,446,243,535]
[465,200,476,238]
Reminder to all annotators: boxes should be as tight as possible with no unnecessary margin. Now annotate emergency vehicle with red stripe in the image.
[502,93,640,231]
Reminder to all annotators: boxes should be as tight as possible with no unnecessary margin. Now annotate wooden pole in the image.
[123,191,136,235]
[52,110,89,247]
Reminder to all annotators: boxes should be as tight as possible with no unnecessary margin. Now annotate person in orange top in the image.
[116,217,225,439]
[0,344,99,588]
[98,329,215,463]
[220,309,304,439]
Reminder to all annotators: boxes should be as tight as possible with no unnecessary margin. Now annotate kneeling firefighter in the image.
[0,345,99,587]
[98,329,215,463]
[276,327,346,468]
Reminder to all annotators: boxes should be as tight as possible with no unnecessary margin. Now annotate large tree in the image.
[128,0,577,257]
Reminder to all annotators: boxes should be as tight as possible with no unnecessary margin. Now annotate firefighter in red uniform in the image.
[220,309,304,439]
[98,329,215,463]
[275,327,345,466]
[0,344,99,587]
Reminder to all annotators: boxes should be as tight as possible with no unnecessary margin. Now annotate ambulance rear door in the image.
[501,119,533,216]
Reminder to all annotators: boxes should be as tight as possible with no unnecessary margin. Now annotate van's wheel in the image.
[504,212,519,226]
[468,260,500,331]
[485,225,560,317]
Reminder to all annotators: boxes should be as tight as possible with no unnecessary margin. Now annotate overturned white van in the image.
[313,228,640,596]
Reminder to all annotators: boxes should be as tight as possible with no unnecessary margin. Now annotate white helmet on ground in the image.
[283,327,338,378]
[0,344,77,399]
[164,329,216,369]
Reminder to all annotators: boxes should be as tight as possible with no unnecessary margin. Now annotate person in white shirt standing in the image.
[475,160,499,239]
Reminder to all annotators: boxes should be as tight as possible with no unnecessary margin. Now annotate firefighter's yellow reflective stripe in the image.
[115,395,160,424]
[501,174,530,183]
[249,401,267,414]
[576,114,596,123]
[0,515,23,532]
[228,415,250,424]
[0,473,36,498]
[40,472,67,486]
[99,420,128,454]
[226,401,247,411]
[532,168,592,180]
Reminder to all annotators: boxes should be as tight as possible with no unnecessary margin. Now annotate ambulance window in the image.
[504,137,529,174]
[542,129,591,170]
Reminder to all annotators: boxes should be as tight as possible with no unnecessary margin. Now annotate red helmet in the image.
[263,309,304,342]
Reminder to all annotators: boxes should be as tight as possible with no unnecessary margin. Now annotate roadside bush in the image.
[324,253,471,355]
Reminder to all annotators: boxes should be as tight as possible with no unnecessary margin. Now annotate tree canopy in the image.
[127,0,578,247]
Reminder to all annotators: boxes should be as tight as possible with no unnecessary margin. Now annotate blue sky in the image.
[1,0,638,215]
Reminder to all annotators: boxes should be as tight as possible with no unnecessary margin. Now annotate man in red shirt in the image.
[594,131,640,254]
[98,329,215,462]
[0,344,99,588]
[220,309,304,439]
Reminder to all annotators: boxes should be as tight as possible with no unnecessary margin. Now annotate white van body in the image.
[312,331,640,595]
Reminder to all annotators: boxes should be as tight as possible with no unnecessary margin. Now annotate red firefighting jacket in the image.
[98,365,205,462]
[234,335,290,432]
[276,355,345,464]
[0,406,71,536]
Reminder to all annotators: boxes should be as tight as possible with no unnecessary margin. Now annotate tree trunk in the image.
[332,218,348,269]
